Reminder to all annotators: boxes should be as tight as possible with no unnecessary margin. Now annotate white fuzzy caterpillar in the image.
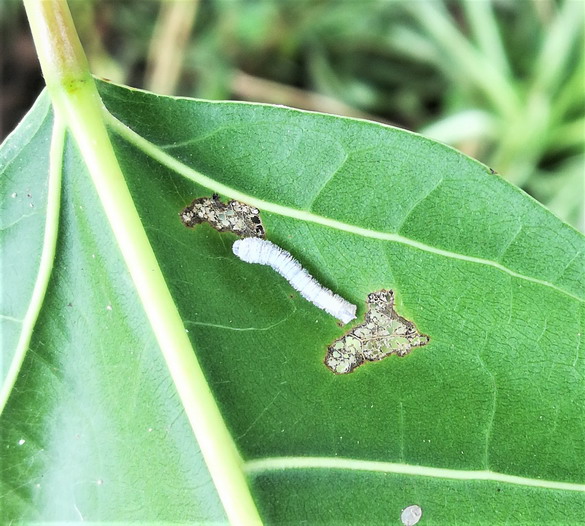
[233,237,357,325]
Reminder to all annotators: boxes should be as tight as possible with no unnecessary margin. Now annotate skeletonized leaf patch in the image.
[325,290,429,374]
[180,195,265,238]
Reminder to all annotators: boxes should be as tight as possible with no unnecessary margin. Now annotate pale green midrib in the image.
[103,110,583,304]
[0,117,64,415]
[50,95,262,524]
[244,457,585,493]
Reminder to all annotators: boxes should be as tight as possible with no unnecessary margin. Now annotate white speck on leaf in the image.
[17,439,25,446]
[401,504,422,526]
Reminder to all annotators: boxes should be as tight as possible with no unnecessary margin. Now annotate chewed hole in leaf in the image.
[325,289,429,374]
[180,195,265,238]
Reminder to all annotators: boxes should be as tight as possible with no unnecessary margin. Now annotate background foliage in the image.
[1,0,583,230]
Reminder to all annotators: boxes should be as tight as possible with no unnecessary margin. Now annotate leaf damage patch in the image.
[325,289,429,374]
[180,195,265,238]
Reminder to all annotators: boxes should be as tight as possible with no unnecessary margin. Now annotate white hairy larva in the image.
[233,237,357,324]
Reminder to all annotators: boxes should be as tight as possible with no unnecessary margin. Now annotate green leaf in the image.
[1,79,584,524]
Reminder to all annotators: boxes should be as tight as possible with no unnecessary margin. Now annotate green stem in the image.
[406,1,519,119]
[463,0,511,78]
[532,0,584,95]
[22,1,262,524]
[145,0,199,94]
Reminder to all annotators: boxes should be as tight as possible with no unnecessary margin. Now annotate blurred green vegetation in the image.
[2,0,583,230]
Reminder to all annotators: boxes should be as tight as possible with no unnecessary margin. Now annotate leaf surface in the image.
[1,80,584,524]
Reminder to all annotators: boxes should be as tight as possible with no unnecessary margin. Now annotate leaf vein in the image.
[103,110,584,304]
[244,457,585,492]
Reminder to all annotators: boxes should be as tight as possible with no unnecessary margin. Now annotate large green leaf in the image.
[1,79,584,524]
